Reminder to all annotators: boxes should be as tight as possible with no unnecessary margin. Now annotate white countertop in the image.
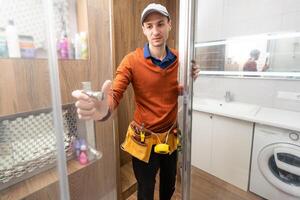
[193,97,300,132]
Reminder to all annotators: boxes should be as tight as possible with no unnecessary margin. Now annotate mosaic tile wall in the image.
[0,0,75,48]
[0,105,78,189]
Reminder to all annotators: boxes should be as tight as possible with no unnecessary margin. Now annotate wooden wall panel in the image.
[0,59,88,117]
[0,59,51,116]
[58,60,89,104]
[22,183,60,200]
[0,60,19,115]
[166,0,179,49]
[76,0,89,32]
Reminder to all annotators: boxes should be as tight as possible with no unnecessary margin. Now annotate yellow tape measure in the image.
[154,143,170,154]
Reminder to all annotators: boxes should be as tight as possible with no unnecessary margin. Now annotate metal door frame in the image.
[178,0,196,199]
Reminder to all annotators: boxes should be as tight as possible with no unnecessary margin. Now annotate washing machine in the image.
[250,124,300,200]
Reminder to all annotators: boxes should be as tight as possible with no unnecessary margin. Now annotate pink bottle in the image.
[79,144,89,165]
[59,34,69,59]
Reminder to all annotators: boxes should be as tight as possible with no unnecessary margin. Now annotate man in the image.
[243,49,269,71]
[72,3,199,200]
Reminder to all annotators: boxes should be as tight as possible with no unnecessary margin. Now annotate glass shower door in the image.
[0,0,67,199]
[0,0,117,199]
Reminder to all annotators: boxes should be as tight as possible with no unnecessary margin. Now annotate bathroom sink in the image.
[194,98,260,116]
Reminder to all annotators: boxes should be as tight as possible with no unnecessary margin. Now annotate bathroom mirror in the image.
[194,0,300,79]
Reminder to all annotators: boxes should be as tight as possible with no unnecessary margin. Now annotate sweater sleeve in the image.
[108,54,133,111]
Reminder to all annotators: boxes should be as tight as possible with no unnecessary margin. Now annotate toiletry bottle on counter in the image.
[74,139,81,159]
[0,27,8,58]
[80,32,88,59]
[79,144,89,165]
[6,20,21,58]
[59,33,69,59]
[74,33,81,59]
[68,38,75,59]
[19,35,35,58]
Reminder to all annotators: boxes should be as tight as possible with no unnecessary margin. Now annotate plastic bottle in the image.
[19,35,35,58]
[68,38,75,59]
[79,144,89,165]
[80,32,88,59]
[0,27,8,58]
[59,33,69,59]
[74,139,81,160]
[6,20,21,58]
[74,33,81,59]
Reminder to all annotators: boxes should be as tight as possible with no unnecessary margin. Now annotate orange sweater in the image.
[108,48,179,132]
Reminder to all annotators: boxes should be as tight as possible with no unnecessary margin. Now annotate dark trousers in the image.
[132,147,178,200]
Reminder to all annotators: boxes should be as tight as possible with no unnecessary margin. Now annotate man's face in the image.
[142,12,171,48]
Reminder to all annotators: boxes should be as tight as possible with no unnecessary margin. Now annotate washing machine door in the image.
[258,143,300,197]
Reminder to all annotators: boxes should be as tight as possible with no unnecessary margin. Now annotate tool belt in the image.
[121,121,180,163]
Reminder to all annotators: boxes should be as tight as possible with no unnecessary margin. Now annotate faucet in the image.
[224,91,233,102]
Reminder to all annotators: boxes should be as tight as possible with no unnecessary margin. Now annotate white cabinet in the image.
[191,111,213,173]
[192,111,253,191]
[211,114,253,191]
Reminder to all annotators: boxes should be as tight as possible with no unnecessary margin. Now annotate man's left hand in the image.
[191,60,200,80]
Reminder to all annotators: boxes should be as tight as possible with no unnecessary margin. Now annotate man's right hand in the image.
[72,80,112,121]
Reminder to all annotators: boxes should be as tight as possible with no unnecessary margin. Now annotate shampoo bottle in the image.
[74,33,81,59]
[0,27,8,58]
[79,144,89,165]
[74,139,81,160]
[59,33,69,59]
[80,32,88,59]
[6,20,20,58]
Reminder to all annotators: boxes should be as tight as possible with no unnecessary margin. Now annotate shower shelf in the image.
[0,58,88,61]
[0,159,98,199]
[0,104,102,199]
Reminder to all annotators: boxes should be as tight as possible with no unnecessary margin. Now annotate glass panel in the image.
[0,0,62,199]
[0,0,117,199]
[51,0,117,199]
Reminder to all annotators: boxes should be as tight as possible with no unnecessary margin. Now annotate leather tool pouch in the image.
[121,125,153,163]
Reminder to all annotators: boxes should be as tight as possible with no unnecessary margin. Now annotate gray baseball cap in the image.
[141,3,170,24]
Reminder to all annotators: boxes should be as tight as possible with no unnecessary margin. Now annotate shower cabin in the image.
[0,0,117,199]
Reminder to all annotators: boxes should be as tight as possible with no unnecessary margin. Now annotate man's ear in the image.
[168,20,172,31]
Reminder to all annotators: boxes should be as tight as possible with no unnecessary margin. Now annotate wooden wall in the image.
[0,59,88,116]
[112,0,179,166]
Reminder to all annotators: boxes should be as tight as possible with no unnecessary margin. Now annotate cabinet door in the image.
[211,115,253,191]
[191,111,213,173]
